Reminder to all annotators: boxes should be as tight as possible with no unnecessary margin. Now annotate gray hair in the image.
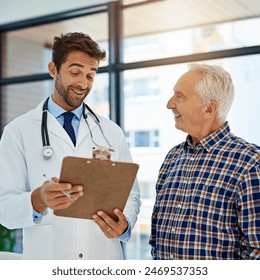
[188,63,235,123]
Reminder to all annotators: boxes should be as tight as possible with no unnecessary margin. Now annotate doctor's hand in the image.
[92,208,128,239]
[31,177,84,213]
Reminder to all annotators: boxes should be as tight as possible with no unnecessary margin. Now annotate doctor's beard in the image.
[54,74,89,109]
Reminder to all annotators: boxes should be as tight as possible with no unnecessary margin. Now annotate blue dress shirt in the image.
[48,95,83,138]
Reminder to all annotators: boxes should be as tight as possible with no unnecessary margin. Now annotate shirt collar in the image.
[185,122,231,152]
[47,96,83,120]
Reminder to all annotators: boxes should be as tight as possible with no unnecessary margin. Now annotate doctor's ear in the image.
[48,62,57,78]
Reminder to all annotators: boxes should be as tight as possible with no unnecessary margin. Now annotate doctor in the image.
[0,32,141,259]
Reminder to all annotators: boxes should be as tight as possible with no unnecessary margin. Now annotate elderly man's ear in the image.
[204,101,218,119]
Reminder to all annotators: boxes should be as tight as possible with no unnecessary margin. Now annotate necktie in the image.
[62,112,76,146]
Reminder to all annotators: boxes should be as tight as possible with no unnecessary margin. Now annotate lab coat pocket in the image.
[22,224,53,259]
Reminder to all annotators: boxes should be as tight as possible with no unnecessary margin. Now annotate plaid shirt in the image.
[150,122,260,259]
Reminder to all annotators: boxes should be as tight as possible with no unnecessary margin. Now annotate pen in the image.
[43,174,74,200]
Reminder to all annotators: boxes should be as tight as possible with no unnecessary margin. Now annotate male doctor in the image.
[0,32,141,259]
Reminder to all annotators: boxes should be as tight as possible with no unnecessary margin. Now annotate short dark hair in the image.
[52,32,106,72]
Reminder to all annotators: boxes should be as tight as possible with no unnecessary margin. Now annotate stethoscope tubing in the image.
[41,97,113,160]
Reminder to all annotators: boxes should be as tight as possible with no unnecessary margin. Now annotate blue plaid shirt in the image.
[150,122,260,259]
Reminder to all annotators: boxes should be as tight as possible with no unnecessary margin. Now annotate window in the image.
[124,76,160,98]
[1,81,52,126]
[125,130,159,147]
[123,1,260,63]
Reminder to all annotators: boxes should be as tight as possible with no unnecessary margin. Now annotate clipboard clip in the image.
[92,146,111,160]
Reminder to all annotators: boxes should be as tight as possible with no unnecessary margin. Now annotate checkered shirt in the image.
[150,122,260,259]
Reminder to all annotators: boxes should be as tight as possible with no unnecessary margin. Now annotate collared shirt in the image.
[48,95,83,137]
[150,122,260,260]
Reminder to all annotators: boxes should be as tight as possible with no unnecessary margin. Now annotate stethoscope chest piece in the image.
[42,145,54,160]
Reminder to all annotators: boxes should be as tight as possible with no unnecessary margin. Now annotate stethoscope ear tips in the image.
[42,146,54,160]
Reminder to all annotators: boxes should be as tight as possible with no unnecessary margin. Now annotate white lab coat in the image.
[0,101,141,260]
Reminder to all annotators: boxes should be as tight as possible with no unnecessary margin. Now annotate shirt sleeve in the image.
[238,163,260,259]
[149,203,158,259]
[116,218,132,242]
[149,155,170,259]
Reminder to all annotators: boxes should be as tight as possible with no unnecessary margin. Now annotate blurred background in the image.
[0,0,259,259]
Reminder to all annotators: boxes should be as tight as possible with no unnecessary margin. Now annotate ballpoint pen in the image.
[43,174,74,200]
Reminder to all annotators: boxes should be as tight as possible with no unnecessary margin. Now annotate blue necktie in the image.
[62,112,76,146]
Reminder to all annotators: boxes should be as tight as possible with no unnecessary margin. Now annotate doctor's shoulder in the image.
[95,114,130,151]
[2,107,37,135]
[96,114,126,136]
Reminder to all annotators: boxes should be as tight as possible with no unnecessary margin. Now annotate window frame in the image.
[1,2,260,132]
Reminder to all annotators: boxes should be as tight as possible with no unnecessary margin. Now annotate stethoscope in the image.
[41,97,113,160]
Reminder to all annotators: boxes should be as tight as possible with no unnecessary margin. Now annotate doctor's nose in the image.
[77,81,88,90]
[76,77,89,90]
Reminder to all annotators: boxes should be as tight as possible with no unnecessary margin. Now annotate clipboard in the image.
[54,156,139,220]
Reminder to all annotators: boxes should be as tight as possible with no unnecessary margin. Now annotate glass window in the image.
[125,130,159,147]
[123,3,260,63]
[124,76,160,98]
[1,81,52,127]
[1,13,108,78]
[135,131,149,147]
[84,73,109,118]
[1,73,109,131]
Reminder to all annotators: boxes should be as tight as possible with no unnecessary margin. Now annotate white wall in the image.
[0,0,115,25]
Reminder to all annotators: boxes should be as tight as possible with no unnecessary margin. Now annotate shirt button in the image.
[171,227,175,233]
[78,253,83,258]
[177,203,182,208]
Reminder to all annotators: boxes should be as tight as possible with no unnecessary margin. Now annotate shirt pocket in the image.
[190,181,238,229]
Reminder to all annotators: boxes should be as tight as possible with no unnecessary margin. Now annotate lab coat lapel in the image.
[47,113,74,147]
[33,100,99,147]
[33,101,75,147]
[77,112,97,146]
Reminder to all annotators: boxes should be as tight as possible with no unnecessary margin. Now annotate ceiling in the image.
[123,0,260,36]
[7,0,260,44]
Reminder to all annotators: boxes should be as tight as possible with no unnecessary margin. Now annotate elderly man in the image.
[150,63,260,260]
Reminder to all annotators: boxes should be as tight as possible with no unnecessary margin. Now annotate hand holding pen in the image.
[42,174,84,209]
[31,175,84,213]
[43,174,74,199]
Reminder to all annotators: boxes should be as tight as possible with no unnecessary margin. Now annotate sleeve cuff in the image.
[33,209,48,224]
[117,218,132,242]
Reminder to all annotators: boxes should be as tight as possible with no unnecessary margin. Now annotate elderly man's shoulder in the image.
[229,133,260,160]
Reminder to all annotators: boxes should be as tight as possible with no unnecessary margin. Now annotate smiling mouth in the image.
[71,88,86,96]
[173,112,181,119]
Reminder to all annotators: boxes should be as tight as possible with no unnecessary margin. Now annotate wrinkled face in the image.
[167,71,207,136]
[48,51,98,111]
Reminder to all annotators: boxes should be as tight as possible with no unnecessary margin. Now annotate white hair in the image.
[188,63,235,123]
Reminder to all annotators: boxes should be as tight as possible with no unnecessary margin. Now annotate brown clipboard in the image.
[54,156,139,220]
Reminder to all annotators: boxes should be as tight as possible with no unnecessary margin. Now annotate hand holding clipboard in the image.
[54,156,139,221]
